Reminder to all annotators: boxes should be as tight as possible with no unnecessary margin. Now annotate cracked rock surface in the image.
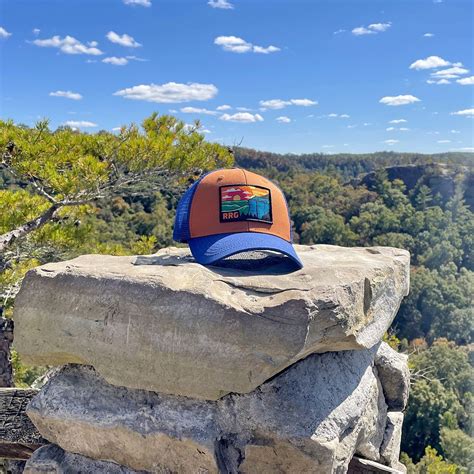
[375,343,410,411]
[24,444,146,473]
[27,344,407,473]
[14,244,409,400]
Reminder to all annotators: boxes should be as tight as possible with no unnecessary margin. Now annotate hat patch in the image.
[220,185,272,223]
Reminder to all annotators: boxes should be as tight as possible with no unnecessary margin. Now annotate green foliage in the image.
[410,339,473,398]
[11,348,48,388]
[382,332,401,351]
[0,258,39,317]
[0,114,232,261]
[396,266,473,344]
[402,340,473,467]
[299,207,357,246]
[403,379,463,461]
[401,447,460,474]
[0,115,232,204]
[0,189,49,233]
[440,428,474,472]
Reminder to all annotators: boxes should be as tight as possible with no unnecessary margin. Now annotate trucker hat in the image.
[173,168,303,269]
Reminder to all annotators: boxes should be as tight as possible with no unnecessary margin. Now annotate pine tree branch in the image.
[0,204,59,255]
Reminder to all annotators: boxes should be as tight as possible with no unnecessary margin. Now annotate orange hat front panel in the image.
[189,169,291,242]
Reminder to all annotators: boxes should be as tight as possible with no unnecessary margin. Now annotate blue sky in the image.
[0,0,473,154]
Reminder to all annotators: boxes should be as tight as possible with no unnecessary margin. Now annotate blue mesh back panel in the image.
[173,176,205,242]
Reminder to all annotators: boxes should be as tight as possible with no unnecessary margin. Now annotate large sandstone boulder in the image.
[26,345,407,473]
[14,245,409,400]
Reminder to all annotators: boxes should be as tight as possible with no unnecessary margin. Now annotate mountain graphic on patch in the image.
[220,185,272,223]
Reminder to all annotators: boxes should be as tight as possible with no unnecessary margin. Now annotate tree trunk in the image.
[0,318,13,388]
[0,387,45,460]
[0,204,59,255]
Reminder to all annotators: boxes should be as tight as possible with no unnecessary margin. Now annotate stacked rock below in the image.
[14,245,411,473]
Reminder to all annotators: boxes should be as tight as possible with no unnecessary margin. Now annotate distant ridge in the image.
[234,147,474,180]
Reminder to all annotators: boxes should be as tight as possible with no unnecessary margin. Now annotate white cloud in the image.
[214,36,251,53]
[427,79,451,85]
[333,29,346,35]
[253,45,281,54]
[126,55,147,62]
[49,90,83,100]
[352,27,374,36]
[423,33,434,37]
[384,139,399,145]
[352,22,391,36]
[208,0,234,9]
[180,106,218,115]
[276,116,291,123]
[347,124,357,129]
[322,145,334,148]
[327,113,350,118]
[63,120,97,128]
[457,76,474,85]
[431,66,469,78]
[409,55,454,70]
[455,147,474,152]
[123,0,151,6]
[33,35,103,55]
[437,140,451,143]
[451,108,474,116]
[114,82,218,103]
[33,28,40,36]
[259,98,317,109]
[368,22,391,32]
[216,104,231,111]
[0,27,12,38]
[399,127,410,131]
[386,127,395,131]
[379,95,420,106]
[289,99,317,107]
[106,31,141,48]
[236,106,252,111]
[389,119,407,123]
[220,112,263,123]
[259,99,287,109]
[450,130,461,134]
[103,56,129,66]
[214,36,280,54]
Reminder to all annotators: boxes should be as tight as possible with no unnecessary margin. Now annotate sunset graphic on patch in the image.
[220,185,272,223]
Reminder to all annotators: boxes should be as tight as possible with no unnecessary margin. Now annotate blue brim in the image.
[189,232,303,269]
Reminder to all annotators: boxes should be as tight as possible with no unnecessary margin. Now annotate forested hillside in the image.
[1,122,473,472]
[234,147,474,472]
